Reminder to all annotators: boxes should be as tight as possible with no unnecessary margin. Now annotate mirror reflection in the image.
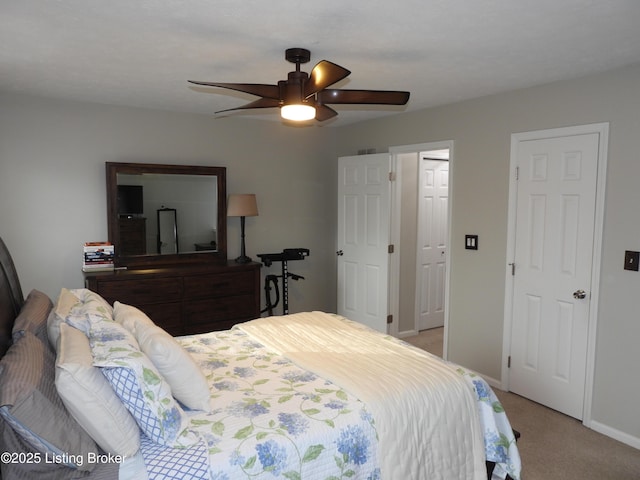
[117,173,219,255]
[157,208,178,254]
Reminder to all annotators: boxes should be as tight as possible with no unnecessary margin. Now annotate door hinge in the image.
[508,356,511,368]
[389,171,396,181]
[387,314,393,324]
[515,166,519,181]
[388,244,395,254]
[509,262,515,276]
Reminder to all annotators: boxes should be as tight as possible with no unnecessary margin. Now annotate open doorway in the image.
[389,142,452,358]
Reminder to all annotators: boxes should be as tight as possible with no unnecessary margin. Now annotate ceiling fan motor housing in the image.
[281,70,311,105]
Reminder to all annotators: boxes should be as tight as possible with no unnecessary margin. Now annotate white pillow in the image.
[113,302,211,412]
[54,323,140,457]
[113,301,153,334]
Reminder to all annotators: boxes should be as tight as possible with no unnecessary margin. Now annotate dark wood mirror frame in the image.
[106,162,227,268]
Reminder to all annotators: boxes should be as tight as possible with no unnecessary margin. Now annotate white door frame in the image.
[502,123,609,427]
[390,140,454,359]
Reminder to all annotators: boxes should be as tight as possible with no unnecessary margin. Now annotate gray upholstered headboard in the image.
[0,237,24,356]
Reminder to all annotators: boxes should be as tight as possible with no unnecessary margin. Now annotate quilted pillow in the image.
[47,288,113,349]
[55,323,141,457]
[114,302,211,411]
[12,289,52,347]
[0,331,98,472]
[88,315,199,448]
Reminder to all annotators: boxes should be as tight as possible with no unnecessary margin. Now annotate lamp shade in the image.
[227,194,258,217]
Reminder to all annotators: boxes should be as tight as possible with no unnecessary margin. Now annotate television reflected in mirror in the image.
[106,162,227,268]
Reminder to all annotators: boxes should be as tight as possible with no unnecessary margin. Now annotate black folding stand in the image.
[257,248,309,315]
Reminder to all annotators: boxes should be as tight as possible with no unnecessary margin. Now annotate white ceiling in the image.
[3,1,640,127]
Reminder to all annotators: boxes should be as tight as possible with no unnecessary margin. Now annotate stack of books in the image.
[83,242,115,272]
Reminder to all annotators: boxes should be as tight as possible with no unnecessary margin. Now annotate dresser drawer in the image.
[183,272,255,299]
[137,302,182,335]
[182,318,238,336]
[96,277,183,305]
[183,294,258,326]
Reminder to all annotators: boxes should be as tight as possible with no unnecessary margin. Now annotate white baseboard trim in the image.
[589,420,640,450]
[397,329,419,338]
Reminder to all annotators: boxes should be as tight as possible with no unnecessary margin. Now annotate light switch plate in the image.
[465,235,478,250]
[624,250,639,271]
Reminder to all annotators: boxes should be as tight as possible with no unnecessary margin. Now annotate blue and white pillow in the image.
[101,367,197,447]
[88,314,199,448]
[139,434,209,480]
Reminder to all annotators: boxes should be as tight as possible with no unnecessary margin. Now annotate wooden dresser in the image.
[84,261,261,336]
[117,217,147,256]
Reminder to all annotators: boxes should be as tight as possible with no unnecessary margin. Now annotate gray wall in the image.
[0,94,338,314]
[398,154,419,332]
[2,62,640,447]
[335,63,640,446]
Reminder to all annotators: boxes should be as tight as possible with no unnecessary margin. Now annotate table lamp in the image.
[227,194,259,264]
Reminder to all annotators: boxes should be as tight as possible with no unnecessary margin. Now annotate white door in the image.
[509,132,600,419]
[337,154,391,333]
[416,158,449,330]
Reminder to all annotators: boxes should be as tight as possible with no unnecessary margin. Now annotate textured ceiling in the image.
[2,1,640,127]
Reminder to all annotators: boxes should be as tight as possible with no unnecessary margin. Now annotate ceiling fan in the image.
[188,48,410,122]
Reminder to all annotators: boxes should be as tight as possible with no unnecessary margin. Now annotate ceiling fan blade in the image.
[215,97,280,114]
[304,61,351,98]
[318,89,410,105]
[315,105,338,122]
[188,81,280,100]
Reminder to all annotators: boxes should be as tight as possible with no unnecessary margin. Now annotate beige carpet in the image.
[404,328,640,479]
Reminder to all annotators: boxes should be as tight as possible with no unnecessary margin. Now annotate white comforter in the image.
[238,312,487,480]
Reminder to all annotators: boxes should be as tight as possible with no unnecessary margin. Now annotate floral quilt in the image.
[452,367,521,479]
[142,319,520,480]
[178,328,381,480]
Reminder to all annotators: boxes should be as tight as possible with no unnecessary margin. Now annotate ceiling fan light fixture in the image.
[190,48,409,122]
[281,103,316,121]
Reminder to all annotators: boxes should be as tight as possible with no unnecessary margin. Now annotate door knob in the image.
[573,289,587,299]
[336,250,344,256]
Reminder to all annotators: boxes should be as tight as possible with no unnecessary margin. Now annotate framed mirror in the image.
[106,162,227,268]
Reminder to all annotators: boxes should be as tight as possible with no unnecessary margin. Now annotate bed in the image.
[0,236,521,480]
